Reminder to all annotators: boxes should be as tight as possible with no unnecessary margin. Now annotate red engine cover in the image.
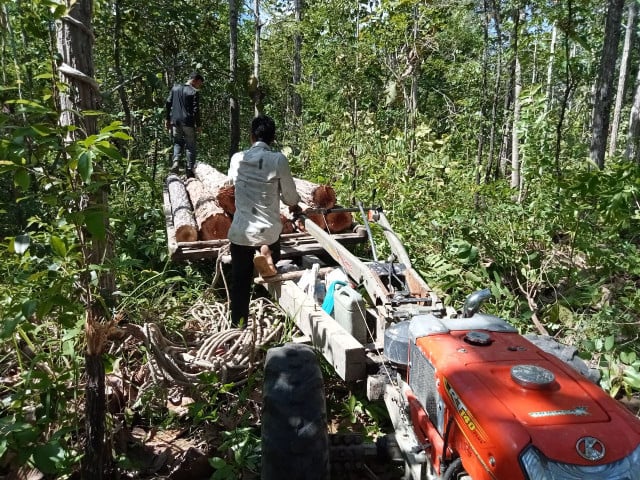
[411,328,640,479]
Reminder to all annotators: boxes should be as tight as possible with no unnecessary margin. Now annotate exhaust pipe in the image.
[462,288,492,318]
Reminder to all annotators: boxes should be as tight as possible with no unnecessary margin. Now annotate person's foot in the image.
[170,159,180,173]
[254,254,277,277]
[185,168,195,179]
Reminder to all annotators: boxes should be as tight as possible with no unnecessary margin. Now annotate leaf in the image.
[209,457,227,469]
[1,314,22,339]
[77,150,94,183]
[85,209,107,239]
[14,168,30,190]
[95,142,122,161]
[623,366,640,390]
[50,235,67,257]
[13,234,30,254]
[22,300,38,319]
[111,131,132,140]
[32,440,66,475]
[0,438,6,460]
[604,335,615,352]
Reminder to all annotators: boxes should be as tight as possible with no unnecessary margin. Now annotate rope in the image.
[131,297,286,388]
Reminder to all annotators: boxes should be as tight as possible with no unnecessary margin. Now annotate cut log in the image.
[291,201,326,232]
[185,178,232,240]
[325,206,354,233]
[285,201,353,234]
[281,214,296,234]
[217,184,236,215]
[194,162,236,215]
[294,178,336,209]
[194,162,229,187]
[166,175,198,242]
[279,204,298,234]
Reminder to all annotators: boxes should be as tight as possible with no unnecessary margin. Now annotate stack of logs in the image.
[166,162,353,242]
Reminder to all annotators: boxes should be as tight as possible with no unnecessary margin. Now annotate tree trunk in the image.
[500,6,521,179]
[56,1,114,478]
[625,64,640,161]
[590,0,625,169]
[484,0,503,182]
[545,23,557,111]
[293,178,336,209]
[292,0,303,119]
[609,0,637,157]
[185,178,232,240]
[252,0,263,116]
[113,0,131,127]
[194,162,236,214]
[512,56,521,193]
[553,10,577,185]
[475,0,490,207]
[229,0,240,159]
[167,175,198,242]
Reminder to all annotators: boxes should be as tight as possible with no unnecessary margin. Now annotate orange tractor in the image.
[259,207,640,479]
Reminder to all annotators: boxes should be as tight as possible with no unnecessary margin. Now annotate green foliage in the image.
[582,335,640,399]
[2,1,640,478]
[209,427,261,479]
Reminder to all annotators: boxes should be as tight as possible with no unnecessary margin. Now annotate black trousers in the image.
[230,239,281,327]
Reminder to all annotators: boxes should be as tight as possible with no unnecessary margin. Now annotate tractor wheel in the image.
[261,343,329,480]
[525,334,601,384]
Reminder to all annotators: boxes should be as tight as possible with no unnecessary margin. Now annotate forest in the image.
[1,0,640,478]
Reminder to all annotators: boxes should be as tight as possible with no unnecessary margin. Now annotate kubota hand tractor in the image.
[257,207,640,480]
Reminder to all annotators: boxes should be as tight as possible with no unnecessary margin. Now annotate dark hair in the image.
[251,114,276,144]
[189,71,204,82]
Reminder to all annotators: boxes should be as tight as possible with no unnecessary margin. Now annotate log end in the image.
[175,225,198,243]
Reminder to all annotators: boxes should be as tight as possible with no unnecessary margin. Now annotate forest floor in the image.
[105,295,405,480]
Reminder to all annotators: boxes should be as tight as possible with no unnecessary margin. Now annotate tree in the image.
[292,0,303,120]
[229,0,240,158]
[56,1,115,477]
[252,0,263,116]
[625,60,640,161]
[609,0,637,157]
[590,0,624,169]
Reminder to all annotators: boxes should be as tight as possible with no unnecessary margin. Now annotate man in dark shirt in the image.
[165,72,204,178]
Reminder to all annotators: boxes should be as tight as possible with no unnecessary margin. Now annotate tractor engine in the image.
[403,311,640,479]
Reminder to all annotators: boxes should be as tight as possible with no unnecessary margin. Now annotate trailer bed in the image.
[163,187,368,262]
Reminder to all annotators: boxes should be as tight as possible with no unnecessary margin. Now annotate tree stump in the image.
[185,178,232,240]
[167,175,198,242]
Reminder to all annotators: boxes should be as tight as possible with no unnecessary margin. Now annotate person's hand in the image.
[165,120,171,131]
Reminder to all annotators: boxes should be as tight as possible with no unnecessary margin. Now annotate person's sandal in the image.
[253,255,277,277]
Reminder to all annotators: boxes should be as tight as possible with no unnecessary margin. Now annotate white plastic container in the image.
[333,285,367,344]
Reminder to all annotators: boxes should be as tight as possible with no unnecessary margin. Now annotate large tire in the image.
[261,343,329,480]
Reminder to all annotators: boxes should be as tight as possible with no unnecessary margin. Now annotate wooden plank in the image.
[165,218,367,263]
[268,280,366,383]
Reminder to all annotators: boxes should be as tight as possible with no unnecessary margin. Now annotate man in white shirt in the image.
[227,114,301,327]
